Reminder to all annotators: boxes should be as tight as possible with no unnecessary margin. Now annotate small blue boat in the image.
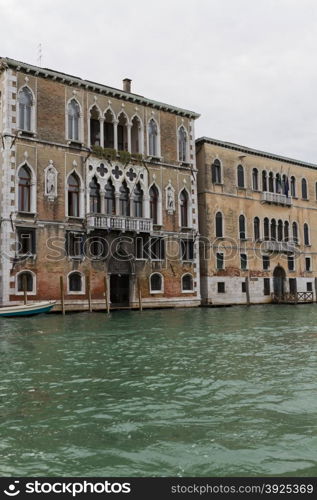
[0,300,56,317]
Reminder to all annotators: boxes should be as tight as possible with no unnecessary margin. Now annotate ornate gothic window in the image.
[180,189,189,227]
[149,185,159,224]
[68,173,80,217]
[148,119,158,156]
[68,99,80,141]
[105,179,115,215]
[119,181,130,216]
[178,126,187,162]
[18,87,33,131]
[18,165,31,212]
[133,183,143,217]
[212,159,221,183]
[89,176,101,213]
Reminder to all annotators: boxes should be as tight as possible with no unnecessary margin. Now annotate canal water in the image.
[1,305,317,477]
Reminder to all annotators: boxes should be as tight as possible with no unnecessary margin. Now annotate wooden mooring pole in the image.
[60,276,65,315]
[23,274,27,305]
[87,274,92,312]
[138,278,143,311]
[104,275,110,314]
[245,277,250,305]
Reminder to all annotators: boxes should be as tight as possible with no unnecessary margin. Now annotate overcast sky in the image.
[1,0,317,162]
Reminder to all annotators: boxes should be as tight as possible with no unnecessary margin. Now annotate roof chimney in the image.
[123,78,132,93]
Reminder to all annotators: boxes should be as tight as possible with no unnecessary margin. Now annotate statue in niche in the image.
[165,181,175,214]
[45,161,57,200]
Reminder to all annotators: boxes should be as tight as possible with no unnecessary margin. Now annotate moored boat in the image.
[0,301,56,317]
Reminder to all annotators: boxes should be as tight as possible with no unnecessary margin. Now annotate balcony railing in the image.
[262,240,296,253]
[86,214,153,233]
[262,191,292,206]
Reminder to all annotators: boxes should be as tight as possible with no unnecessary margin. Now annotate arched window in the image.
[239,214,246,239]
[292,221,298,244]
[150,273,163,293]
[117,112,128,151]
[178,126,187,162]
[211,159,221,183]
[119,181,130,216]
[252,168,258,190]
[278,220,283,241]
[18,165,31,212]
[68,99,80,141]
[148,119,158,156]
[264,217,270,240]
[269,172,274,192]
[68,272,83,293]
[89,105,100,146]
[276,173,281,193]
[89,176,100,213]
[182,274,193,292]
[271,219,276,240]
[18,87,33,131]
[215,211,223,237]
[68,173,80,217]
[180,189,188,227]
[133,183,143,217]
[104,109,115,148]
[254,217,260,241]
[237,165,244,188]
[284,221,289,242]
[149,185,159,224]
[302,178,308,199]
[291,176,296,197]
[304,223,310,245]
[262,171,267,191]
[131,115,141,154]
[105,179,115,215]
[17,271,34,292]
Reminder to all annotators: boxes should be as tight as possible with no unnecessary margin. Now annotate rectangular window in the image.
[305,257,311,272]
[150,237,165,260]
[289,278,297,294]
[241,282,246,293]
[263,278,270,295]
[180,239,194,261]
[288,255,295,271]
[262,255,270,270]
[66,232,85,258]
[240,253,247,270]
[135,236,149,259]
[216,252,224,270]
[16,228,36,255]
[217,282,225,293]
[307,282,313,292]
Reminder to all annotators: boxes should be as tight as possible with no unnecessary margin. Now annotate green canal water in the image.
[0,305,317,477]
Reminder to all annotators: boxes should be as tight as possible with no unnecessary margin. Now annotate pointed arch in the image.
[89,176,101,213]
[89,104,101,147]
[148,117,160,157]
[66,97,82,142]
[18,85,35,132]
[131,114,143,154]
[104,178,116,215]
[178,125,188,162]
[133,182,143,217]
[179,187,191,228]
[149,182,162,225]
[16,161,36,213]
[103,107,115,148]
[117,110,129,151]
[67,170,83,218]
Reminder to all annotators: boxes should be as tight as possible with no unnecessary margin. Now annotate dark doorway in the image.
[289,278,297,295]
[273,266,286,298]
[110,274,130,305]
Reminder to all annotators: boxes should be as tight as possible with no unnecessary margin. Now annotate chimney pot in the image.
[123,78,132,93]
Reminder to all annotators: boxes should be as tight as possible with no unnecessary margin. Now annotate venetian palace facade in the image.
[0,57,200,311]
[197,137,317,305]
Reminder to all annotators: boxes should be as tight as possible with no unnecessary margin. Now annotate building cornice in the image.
[0,57,200,120]
[196,136,317,170]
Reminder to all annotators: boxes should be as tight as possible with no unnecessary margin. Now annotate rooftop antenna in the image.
[37,43,42,66]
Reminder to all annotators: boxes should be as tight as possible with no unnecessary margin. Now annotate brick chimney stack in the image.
[123,78,132,93]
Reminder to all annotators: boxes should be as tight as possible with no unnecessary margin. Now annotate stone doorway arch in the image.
[273,265,286,299]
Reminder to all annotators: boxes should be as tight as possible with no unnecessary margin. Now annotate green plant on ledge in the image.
[118,150,131,165]
[131,152,144,163]
[91,145,117,162]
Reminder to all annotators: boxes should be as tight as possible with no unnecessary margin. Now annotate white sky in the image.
[1,0,317,162]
